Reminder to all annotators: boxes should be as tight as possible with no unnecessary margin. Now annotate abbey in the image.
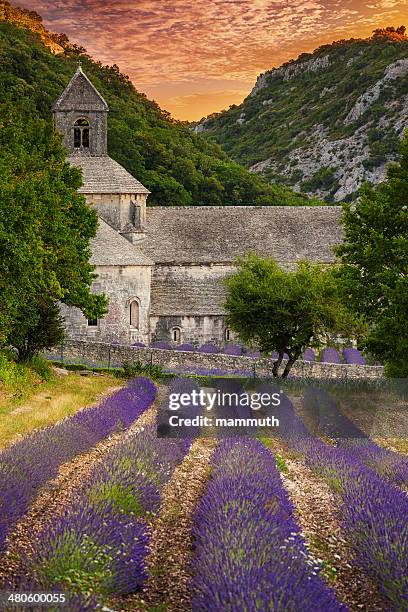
[54,66,343,347]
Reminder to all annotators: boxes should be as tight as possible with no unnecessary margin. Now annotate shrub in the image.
[120,360,164,380]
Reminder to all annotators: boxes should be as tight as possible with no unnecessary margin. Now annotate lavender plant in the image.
[174,343,195,351]
[197,343,220,354]
[262,386,408,607]
[303,388,408,487]
[27,425,189,601]
[222,344,244,356]
[302,440,408,607]
[320,348,342,364]
[0,377,157,551]
[150,341,173,350]
[303,348,316,361]
[342,347,366,365]
[191,438,345,611]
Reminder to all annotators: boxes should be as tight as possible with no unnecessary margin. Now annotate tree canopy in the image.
[335,133,408,376]
[0,104,106,356]
[224,254,360,377]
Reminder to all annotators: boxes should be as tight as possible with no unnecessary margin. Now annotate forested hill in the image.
[195,27,408,203]
[0,1,319,207]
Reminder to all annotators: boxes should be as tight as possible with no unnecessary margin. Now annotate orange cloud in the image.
[18,0,408,119]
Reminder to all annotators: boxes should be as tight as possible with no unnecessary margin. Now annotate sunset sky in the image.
[19,0,408,120]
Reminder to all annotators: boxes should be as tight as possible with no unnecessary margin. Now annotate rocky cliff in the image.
[195,28,408,202]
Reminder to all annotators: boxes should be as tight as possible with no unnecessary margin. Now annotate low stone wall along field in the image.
[46,339,384,380]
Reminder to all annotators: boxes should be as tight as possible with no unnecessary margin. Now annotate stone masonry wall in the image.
[46,339,384,380]
[61,266,151,345]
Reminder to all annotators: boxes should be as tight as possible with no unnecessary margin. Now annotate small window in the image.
[73,118,90,149]
[87,318,98,327]
[172,328,181,343]
[224,328,231,341]
[74,127,81,148]
[130,300,140,328]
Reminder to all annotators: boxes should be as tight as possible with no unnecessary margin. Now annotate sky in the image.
[18,0,408,120]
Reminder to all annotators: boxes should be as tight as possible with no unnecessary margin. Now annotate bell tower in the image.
[52,64,109,156]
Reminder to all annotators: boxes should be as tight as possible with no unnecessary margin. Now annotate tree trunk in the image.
[272,350,284,377]
[282,348,302,379]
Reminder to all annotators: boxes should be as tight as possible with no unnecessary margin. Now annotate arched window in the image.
[73,118,90,149]
[130,300,140,328]
[224,328,231,341]
[172,327,181,344]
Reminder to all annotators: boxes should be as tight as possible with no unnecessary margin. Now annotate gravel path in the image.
[265,437,389,611]
[117,437,217,612]
[0,385,163,588]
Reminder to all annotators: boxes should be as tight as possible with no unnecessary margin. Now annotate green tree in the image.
[8,300,64,360]
[0,105,107,356]
[224,254,360,377]
[335,134,408,376]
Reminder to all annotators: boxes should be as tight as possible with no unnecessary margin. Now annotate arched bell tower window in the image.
[73,118,90,149]
[130,300,140,329]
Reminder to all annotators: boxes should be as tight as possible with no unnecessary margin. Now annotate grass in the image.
[0,353,123,449]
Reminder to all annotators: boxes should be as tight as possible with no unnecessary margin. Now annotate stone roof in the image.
[142,206,343,264]
[150,267,227,315]
[91,219,153,266]
[68,155,149,194]
[52,66,109,112]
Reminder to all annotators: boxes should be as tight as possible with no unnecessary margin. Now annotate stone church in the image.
[54,66,343,347]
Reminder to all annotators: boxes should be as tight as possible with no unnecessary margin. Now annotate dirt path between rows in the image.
[116,437,217,612]
[0,385,165,589]
[265,435,389,612]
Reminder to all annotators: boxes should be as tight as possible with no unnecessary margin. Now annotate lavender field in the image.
[0,375,406,612]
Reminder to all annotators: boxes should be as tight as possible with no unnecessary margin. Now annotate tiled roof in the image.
[91,219,153,266]
[141,206,343,264]
[52,66,109,112]
[68,155,149,194]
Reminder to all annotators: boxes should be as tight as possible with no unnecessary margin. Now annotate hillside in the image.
[195,27,408,203]
[0,1,320,208]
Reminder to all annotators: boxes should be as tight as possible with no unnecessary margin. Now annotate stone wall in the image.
[61,265,152,345]
[47,339,384,380]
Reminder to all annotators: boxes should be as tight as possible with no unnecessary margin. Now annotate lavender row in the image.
[302,440,408,608]
[0,377,157,552]
[26,425,189,602]
[260,386,408,608]
[303,388,408,487]
[23,379,199,603]
[191,438,345,612]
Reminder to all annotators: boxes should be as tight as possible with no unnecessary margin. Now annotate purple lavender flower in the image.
[174,343,195,351]
[303,348,316,361]
[197,343,220,354]
[150,341,173,350]
[320,347,342,364]
[191,438,345,611]
[222,344,244,356]
[245,348,261,358]
[0,377,157,551]
[303,389,408,486]
[342,347,366,365]
[25,425,189,601]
